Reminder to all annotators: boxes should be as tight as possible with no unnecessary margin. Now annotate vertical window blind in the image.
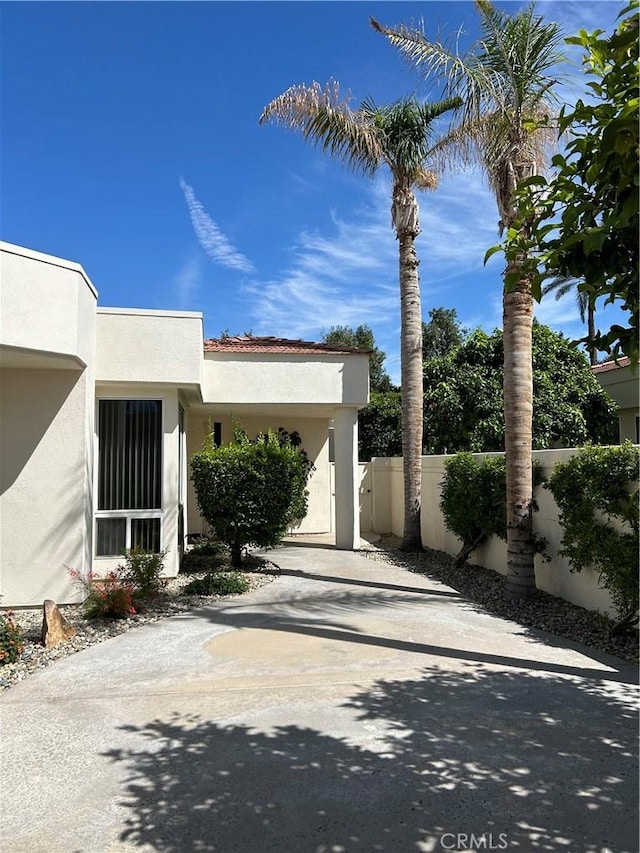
[96,400,162,557]
[98,400,162,510]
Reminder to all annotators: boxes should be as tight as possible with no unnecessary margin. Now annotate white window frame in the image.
[95,397,164,558]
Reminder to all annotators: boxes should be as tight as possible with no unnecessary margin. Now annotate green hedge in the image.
[440,452,545,566]
[546,442,639,620]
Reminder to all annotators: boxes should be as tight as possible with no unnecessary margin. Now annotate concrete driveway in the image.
[1,543,638,853]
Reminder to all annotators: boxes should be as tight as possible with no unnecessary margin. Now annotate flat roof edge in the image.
[98,307,204,319]
[0,241,99,300]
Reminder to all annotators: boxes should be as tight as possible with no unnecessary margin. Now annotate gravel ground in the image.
[1,540,637,693]
[0,563,278,693]
[363,536,638,666]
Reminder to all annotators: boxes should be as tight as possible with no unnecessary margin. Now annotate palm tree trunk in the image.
[588,303,597,366]
[503,267,535,599]
[394,184,423,551]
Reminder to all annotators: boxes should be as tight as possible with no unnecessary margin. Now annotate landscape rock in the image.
[41,600,77,649]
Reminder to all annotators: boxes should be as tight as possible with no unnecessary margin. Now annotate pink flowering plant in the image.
[67,549,167,620]
[68,567,137,620]
[0,610,25,664]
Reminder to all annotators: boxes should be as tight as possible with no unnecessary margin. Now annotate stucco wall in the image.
[595,362,639,442]
[618,409,638,443]
[0,367,93,606]
[1,243,97,367]
[94,385,182,579]
[368,457,403,537]
[202,352,369,406]
[367,450,622,617]
[185,414,332,537]
[96,310,203,387]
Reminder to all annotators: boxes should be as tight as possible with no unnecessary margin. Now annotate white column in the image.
[333,407,360,550]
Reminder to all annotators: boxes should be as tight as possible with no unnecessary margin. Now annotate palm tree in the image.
[542,277,597,365]
[260,85,460,549]
[372,2,566,597]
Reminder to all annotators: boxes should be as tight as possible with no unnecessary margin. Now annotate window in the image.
[96,400,162,556]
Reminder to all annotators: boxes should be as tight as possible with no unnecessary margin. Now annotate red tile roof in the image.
[591,356,631,374]
[203,335,370,355]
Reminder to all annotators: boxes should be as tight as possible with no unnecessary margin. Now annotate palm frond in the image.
[373,7,565,142]
[260,80,382,175]
[543,276,592,325]
[370,17,478,108]
[414,168,438,192]
[373,4,566,228]
[360,95,459,183]
[420,96,463,123]
[541,277,576,299]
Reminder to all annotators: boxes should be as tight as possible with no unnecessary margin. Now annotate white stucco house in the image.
[0,242,369,607]
[592,356,639,443]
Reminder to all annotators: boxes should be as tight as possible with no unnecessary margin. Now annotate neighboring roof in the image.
[591,356,631,374]
[203,335,370,355]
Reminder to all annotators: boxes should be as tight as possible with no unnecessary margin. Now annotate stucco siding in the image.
[0,367,92,606]
[202,353,369,406]
[1,243,97,367]
[595,362,639,442]
[96,310,203,387]
[618,409,638,443]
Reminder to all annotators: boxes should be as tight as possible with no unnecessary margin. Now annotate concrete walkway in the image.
[1,543,638,853]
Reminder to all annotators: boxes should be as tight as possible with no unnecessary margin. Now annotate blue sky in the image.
[1,1,623,383]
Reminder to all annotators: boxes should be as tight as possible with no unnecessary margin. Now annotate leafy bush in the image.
[189,536,227,556]
[191,427,309,567]
[423,323,618,453]
[440,452,545,566]
[274,427,314,521]
[0,611,25,664]
[68,549,166,619]
[546,442,639,621]
[181,537,229,574]
[358,391,402,461]
[118,548,167,601]
[183,572,250,596]
[69,568,137,619]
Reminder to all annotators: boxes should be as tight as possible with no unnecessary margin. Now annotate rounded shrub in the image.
[183,572,250,597]
[181,538,229,574]
[191,427,309,567]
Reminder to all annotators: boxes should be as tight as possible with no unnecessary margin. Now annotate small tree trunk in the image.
[503,268,535,599]
[394,183,423,551]
[230,543,243,569]
[454,534,487,568]
[588,304,597,366]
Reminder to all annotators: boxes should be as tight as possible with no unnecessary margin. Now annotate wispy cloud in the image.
[173,254,203,309]
[419,169,500,279]
[538,0,618,40]
[180,178,255,274]
[536,1,622,111]
[243,182,399,342]
[535,288,586,339]
[244,236,398,340]
[238,171,502,384]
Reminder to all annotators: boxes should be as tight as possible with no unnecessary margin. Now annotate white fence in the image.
[362,450,627,617]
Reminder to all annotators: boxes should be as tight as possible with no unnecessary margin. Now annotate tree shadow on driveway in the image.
[103,666,638,853]
[189,591,637,684]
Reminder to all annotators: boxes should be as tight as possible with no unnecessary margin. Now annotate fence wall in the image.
[365,450,619,617]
